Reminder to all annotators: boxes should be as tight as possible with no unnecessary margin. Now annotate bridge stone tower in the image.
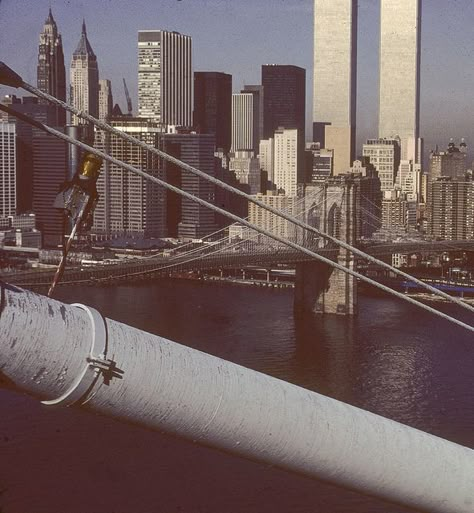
[294,176,359,315]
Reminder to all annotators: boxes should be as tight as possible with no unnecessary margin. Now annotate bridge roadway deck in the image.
[4,239,474,290]
[6,243,340,288]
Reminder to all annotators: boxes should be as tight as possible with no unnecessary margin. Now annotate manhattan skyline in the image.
[1,0,473,159]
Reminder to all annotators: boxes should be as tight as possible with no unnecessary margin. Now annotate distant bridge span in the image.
[5,243,339,288]
[5,239,473,290]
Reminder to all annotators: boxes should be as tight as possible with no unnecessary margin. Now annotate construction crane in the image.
[123,78,132,116]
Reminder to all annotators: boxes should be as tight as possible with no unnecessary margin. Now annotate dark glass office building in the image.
[262,65,306,180]
[32,128,68,247]
[193,72,232,153]
[164,132,218,239]
[261,64,305,140]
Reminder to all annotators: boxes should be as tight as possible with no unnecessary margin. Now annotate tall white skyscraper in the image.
[313,0,357,174]
[0,122,16,218]
[138,30,192,127]
[70,20,99,125]
[274,128,298,197]
[379,0,421,162]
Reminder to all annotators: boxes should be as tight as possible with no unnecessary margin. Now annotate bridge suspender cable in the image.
[1,106,472,335]
[0,63,471,317]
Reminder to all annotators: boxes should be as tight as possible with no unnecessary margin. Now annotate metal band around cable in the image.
[42,303,109,407]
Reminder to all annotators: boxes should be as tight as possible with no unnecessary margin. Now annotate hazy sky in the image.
[1,0,473,161]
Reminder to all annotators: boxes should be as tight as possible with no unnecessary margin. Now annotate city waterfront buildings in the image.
[138,30,192,127]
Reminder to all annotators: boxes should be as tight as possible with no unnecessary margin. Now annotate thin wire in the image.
[14,119,474,334]
[20,82,474,316]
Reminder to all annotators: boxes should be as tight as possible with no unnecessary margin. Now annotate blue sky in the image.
[1,0,473,162]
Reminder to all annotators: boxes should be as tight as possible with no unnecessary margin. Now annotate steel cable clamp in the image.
[42,303,112,407]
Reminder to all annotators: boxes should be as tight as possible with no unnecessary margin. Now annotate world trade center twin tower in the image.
[313,0,421,174]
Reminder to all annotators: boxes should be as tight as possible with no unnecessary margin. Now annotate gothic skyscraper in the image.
[379,0,421,163]
[70,20,99,125]
[37,8,66,126]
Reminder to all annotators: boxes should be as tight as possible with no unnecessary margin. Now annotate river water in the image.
[1,279,473,513]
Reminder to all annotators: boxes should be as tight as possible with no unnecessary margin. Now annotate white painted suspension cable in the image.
[21,121,474,334]
[18,82,474,314]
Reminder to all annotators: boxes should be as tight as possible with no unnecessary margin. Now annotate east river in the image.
[1,279,473,513]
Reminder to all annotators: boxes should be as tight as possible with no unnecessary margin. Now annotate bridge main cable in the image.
[1,284,473,513]
[1,62,472,316]
[1,106,472,334]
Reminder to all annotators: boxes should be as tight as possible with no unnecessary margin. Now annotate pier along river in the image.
[1,278,473,513]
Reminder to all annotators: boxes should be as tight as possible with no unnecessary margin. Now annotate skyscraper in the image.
[32,128,68,247]
[429,140,468,182]
[259,138,275,185]
[363,138,401,191]
[262,65,305,184]
[138,30,192,127]
[379,0,421,162]
[228,151,261,195]
[274,128,299,197]
[92,118,166,239]
[98,79,113,121]
[231,93,255,152]
[164,132,218,239]
[0,122,16,218]
[242,84,264,150]
[1,95,55,214]
[70,20,99,125]
[429,178,474,240]
[37,8,66,126]
[313,0,357,174]
[262,65,305,142]
[193,72,232,152]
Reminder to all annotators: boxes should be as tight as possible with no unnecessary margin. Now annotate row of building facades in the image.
[1,1,473,251]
